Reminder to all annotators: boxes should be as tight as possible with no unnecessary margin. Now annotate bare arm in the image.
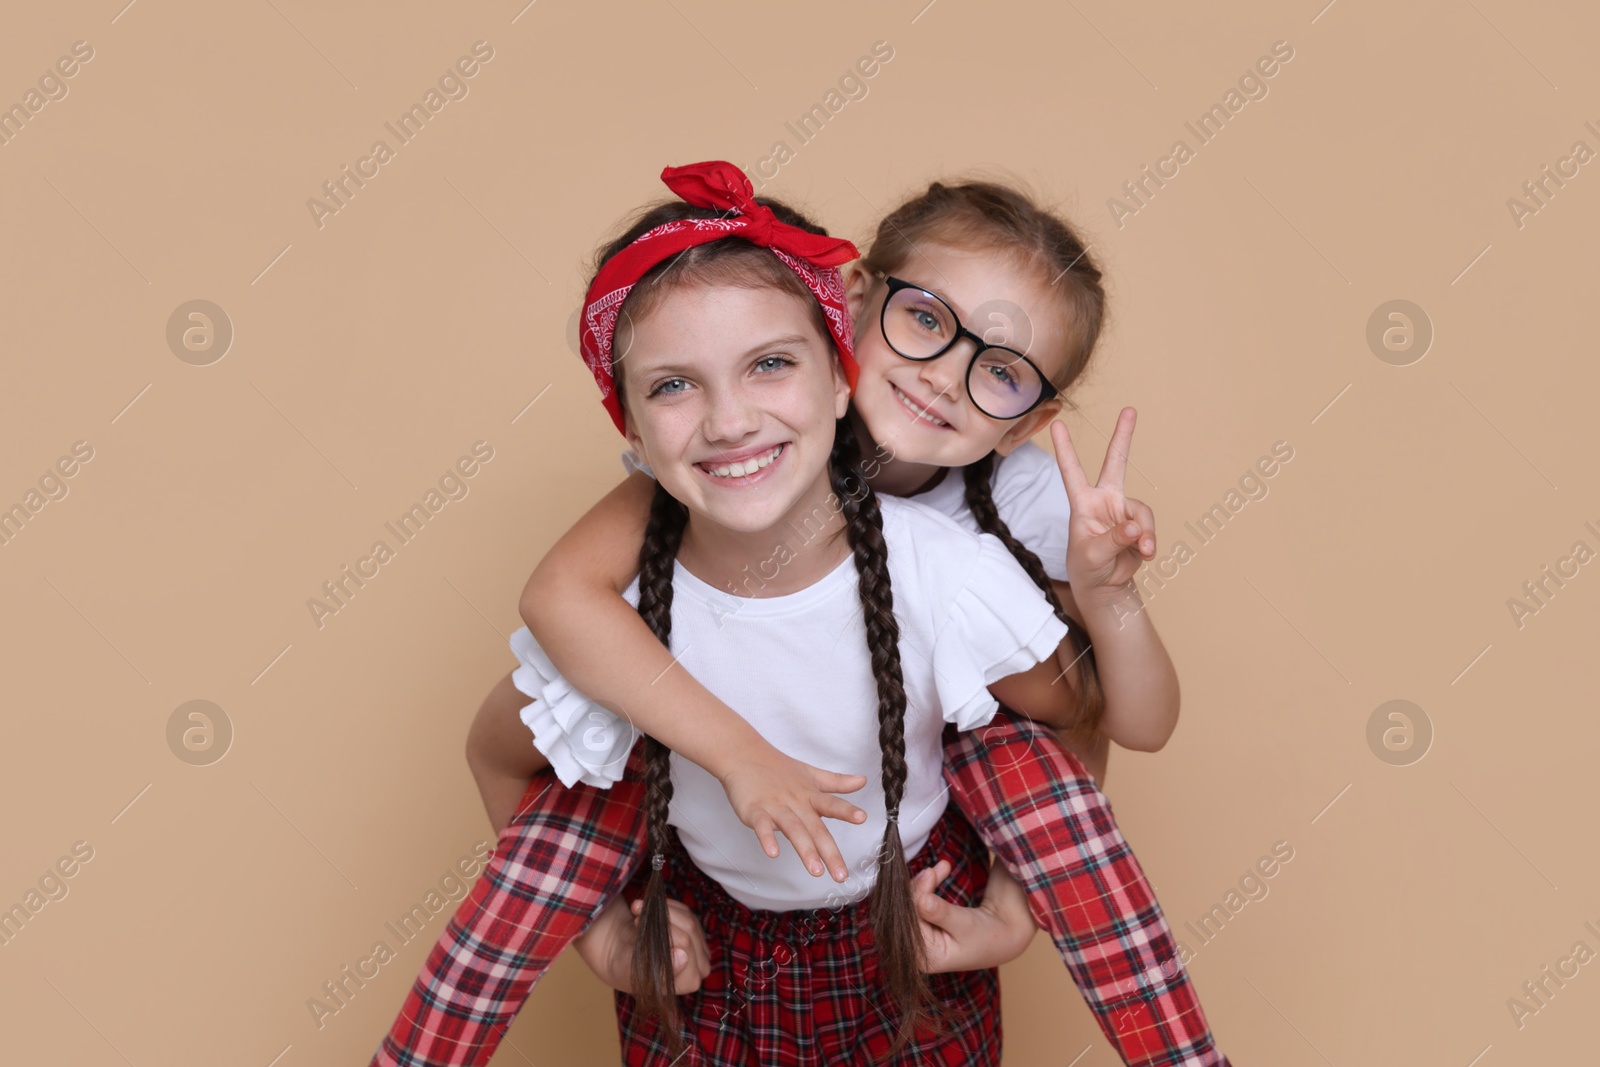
[519,471,868,881]
[987,651,1078,729]
[465,669,550,835]
[1054,576,1180,753]
[1040,413,1181,757]
[519,472,792,783]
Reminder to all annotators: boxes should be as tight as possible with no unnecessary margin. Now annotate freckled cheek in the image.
[854,340,897,380]
[633,412,692,463]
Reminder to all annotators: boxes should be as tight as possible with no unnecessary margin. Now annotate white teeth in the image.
[704,445,782,478]
[895,385,948,427]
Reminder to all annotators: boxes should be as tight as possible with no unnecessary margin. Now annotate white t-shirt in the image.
[623,440,1072,582]
[898,442,1073,583]
[510,495,1068,912]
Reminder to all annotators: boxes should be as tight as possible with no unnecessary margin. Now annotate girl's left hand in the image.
[573,895,711,995]
[1048,407,1158,607]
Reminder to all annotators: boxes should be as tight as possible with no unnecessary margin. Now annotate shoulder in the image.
[879,494,985,558]
[984,440,1072,582]
[991,440,1066,505]
[877,495,1010,610]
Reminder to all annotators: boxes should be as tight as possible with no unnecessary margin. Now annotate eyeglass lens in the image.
[882,285,1045,419]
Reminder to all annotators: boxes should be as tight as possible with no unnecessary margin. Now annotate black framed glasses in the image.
[877,276,1058,420]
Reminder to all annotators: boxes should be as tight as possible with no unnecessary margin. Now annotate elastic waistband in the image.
[650,802,983,944]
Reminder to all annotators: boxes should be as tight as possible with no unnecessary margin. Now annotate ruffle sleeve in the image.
[931,534,1072,731]
[509,626,638,788]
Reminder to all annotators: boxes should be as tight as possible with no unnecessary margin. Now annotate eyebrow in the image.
[741,333,814,356]
[634,333,817,377]
[895,276,969,318]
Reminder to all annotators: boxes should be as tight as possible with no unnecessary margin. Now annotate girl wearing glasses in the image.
[372,170,1227,1066]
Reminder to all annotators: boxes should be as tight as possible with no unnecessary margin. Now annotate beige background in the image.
[2,0,1596,1063]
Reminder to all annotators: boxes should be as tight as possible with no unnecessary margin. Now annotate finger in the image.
[1048,420,1092,500]
[665,900,713,977]
[807,765,869,795]
[806,817,852,883]
[674,953,704,995]
[690,921,712,978]
[1079,528,1136,575]
[913,859,952,897]
[916,886,956,930]
[1109,518,1143,551]
[1098,406,1136,489]
[749,814,782,860]
[665,908,698,965]
[773,812,827,877]
[813,793,869,825]
[1126,497,1157,557]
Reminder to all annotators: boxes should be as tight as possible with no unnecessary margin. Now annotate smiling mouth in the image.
[892,383,951,429]
[696,443,786,481]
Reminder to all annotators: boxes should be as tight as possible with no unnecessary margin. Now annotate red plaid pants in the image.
[615,802,999,1066]
[371,710,1228,1066]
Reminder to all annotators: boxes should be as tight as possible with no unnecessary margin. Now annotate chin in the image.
[662,475,795,535]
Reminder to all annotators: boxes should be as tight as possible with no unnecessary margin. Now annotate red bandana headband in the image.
[578,161,860,435]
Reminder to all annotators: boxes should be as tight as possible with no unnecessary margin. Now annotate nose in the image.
[701,384,762,447]
[917,343,967,400]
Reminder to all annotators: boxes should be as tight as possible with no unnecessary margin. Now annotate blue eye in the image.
[981,361,1020,388]
[754,355,793,373]
[648,377,689,398]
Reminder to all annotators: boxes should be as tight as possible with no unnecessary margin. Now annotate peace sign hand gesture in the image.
[1048,406,1158,608]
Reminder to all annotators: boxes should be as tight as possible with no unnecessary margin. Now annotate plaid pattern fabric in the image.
[615,803,1000,1067]
[944,709,1230,1067]
[371,712,1230,1066]
[369,759,647,1067]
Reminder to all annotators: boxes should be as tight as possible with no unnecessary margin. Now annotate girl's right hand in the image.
[718,747,869,883]
[913,859,1038,973]
[1048,408,1160,607]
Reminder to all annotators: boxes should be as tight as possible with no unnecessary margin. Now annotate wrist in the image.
[573,899,633,992]
[1072,580,1148,633]
[706,723,787,787]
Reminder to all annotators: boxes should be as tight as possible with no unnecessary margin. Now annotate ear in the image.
[843,261,875,323]
[992,398,1063,456]
[831,355,852,419]
[622,406,648,464]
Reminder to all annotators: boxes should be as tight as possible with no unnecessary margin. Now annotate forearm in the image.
[521,566,780,783]
[572,896,634,992]
[1073,587,1179,751]
[516,470,784,783]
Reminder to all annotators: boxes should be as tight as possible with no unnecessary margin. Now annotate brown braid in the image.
[628,485,690,1054]
[829,417,940,1057]
[963,452,1105,743]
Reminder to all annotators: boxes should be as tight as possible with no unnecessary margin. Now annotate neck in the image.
[676,467,854,598]
[847,408,948,498]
